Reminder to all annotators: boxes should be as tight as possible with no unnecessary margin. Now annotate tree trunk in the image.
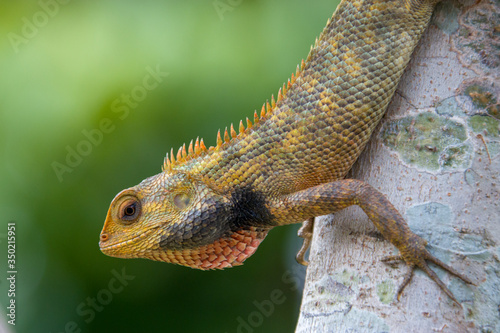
[295,0,500,332]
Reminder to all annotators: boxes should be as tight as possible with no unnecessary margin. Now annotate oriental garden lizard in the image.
[99,0,473,305]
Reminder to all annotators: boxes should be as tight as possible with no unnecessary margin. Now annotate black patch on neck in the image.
[228,187,275,230]
[159,186,275,250]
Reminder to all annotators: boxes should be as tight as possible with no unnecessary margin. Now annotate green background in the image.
[0,0,339,332]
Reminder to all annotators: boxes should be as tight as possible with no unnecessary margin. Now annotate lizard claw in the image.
[296,218,315,266]
[381,254,404,264]
[382,242,474,306]
[397,263,415,301]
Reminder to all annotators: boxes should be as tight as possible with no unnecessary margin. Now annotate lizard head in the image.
[99,170,271,269]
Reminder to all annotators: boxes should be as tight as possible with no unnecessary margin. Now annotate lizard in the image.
[99,0,473,304]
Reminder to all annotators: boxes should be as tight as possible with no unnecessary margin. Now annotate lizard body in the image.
[100,0,472,303]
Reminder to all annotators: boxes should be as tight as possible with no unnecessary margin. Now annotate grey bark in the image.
[295,0,500,332]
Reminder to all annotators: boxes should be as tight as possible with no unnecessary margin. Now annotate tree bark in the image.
[295,0,500,332]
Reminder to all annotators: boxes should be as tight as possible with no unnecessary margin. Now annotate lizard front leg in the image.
[296,217,314,266]
[274,179,474,304]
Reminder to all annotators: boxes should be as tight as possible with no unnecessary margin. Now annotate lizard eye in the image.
[119,198,141,222]
[173,193,191,210]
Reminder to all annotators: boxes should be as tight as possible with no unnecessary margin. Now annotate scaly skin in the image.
[100,0,473,304]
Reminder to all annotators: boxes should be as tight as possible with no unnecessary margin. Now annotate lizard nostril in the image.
[100,233,109,242]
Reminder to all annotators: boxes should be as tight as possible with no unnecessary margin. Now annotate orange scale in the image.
[236,242,247,252]
[166,252,176,262]
[232,233,245,242]
[213,245,223,255]
[222,246,232,256]
[244,246,257,255]
[219,261,231,269]
[211,255,225,267]
[225,253,236,263]
[236,253,248,263]
[231,247,242,257]
[201,260,213,269]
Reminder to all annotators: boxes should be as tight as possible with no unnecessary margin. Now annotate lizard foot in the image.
[381,238,474,306]
[296,218,315,266]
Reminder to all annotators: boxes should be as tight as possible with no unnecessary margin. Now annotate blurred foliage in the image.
[0,0,339,332]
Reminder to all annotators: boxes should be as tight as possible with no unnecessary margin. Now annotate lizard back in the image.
[174,0,436,198]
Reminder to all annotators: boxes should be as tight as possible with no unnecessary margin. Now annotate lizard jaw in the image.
[99,227,159,258]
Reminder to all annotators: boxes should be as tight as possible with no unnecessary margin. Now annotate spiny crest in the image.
[162,59,304,173]
[162,137,209,172]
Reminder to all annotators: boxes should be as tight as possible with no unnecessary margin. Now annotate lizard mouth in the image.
[99,227,158,257]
